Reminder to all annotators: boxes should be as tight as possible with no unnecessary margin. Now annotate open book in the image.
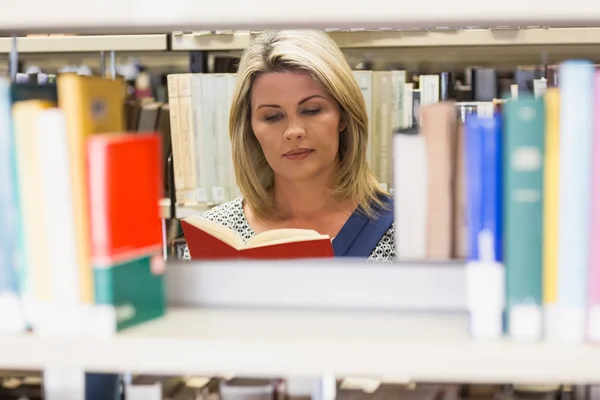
[181,215,334,260]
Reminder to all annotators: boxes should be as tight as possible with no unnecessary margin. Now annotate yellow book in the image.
[13,100,56,303]
[57,74,125,303]
[542,88,560,333]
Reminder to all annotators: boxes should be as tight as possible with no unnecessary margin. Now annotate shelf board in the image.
[2,0,600,34]
[1,307,599,383]
[171,28,600,51]
[159,198,212,219]
[0,34,168,53]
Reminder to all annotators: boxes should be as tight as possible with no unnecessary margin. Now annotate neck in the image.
[272,174,335,220]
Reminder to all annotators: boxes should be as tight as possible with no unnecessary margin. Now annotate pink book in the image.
[588,70,600,341]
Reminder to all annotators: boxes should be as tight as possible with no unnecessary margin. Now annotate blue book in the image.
[557,60,595,342]
[464,113,503,262]
[0,77,26,332]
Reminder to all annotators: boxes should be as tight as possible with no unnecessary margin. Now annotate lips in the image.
[283,149,314,160]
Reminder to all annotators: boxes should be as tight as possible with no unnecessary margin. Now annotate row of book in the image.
[164,67,519,206]
[0,371,592,400]
[166,65,555,261]
[435,59,600,343]
[0,74,166,334]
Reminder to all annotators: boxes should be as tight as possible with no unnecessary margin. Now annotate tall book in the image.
[393,127,427,259]
[420,102,456,259]
[542,88,561,339]
[87,133,165,331]
[57,74,125,304]
[590,72,600,342]
[503,95,545,341]
[12,100,56,313]
[0,78,26,332]
[557,60,594,342]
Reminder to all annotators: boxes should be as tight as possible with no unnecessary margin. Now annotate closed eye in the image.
[264,113,283,122]
[302,108,321,116]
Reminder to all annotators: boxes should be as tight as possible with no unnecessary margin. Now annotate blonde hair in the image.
[229,30,387,220]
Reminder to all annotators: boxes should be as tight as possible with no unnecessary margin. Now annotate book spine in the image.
[393,129,427,259]
[557,60,594,342]
[464,115,483,261]
[542,88,561,339]
[481,113,503,263]
[166,74,185,201]
[464,113,504,339]
[590,72,600,342]
[503,95,545,341]
[36,109,81,305]
[177,74,197,202]
[0,78,26,332]
[191,74,208,203]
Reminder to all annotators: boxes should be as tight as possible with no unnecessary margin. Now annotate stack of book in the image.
[396,59,600,343]
[0,73,166,334]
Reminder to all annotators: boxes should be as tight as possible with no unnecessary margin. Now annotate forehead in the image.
[251,71,328,105]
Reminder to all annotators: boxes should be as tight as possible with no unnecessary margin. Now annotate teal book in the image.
[503,95,545,341]
[94,256,165,331]
[10,83,58,103]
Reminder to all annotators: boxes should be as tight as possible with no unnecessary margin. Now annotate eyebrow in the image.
[256,94,325,110]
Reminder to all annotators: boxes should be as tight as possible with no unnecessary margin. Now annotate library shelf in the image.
[159,198,211,219]
[171,28,600,51]
[2,0,600,34]
[1,307,600,384]
[0,34,168,53]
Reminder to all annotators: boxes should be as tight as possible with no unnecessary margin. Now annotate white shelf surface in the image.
[159,198,211,219]
[1,307,600,383]
[2,0,600,34]
[172,28,600,51]
[0,34,168,53]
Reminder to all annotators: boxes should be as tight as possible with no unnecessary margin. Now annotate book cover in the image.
[503,94,545,341]
[87,133,165,331]
[542,88,560,339]
[181,216,334,260]
[57,74,125,304]
[87,133,163,265]
[557,60,594,342]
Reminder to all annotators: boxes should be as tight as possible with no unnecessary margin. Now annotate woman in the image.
[183,30,395,261]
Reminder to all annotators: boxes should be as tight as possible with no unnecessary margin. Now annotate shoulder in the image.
[200,197,245,225]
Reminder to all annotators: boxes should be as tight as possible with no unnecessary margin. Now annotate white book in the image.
[191,74,208,203]
[393,129,428,259]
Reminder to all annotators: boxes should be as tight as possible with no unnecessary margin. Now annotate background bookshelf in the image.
[3,3,600,398]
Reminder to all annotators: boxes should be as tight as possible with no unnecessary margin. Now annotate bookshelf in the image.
[171,28,600,51]
[1,0,600,34]
[159,198,211,219]
[4,28,600,55]
[4,3,600,397]
[2,307,600,384]
[0,34,168,53]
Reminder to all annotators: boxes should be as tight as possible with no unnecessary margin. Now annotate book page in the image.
[182,215,244,249]
[247,229,329,249]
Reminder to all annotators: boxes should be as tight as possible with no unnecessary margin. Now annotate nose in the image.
[283,119,306,141]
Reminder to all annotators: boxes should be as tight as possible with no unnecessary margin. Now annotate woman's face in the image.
[250,70,345,184]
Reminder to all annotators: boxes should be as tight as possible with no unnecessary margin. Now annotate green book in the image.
[503,95,545,341]
[94,256,165,331]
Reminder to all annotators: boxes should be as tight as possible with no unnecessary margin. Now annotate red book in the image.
[87,132,163,266]
[181,216,334,260]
